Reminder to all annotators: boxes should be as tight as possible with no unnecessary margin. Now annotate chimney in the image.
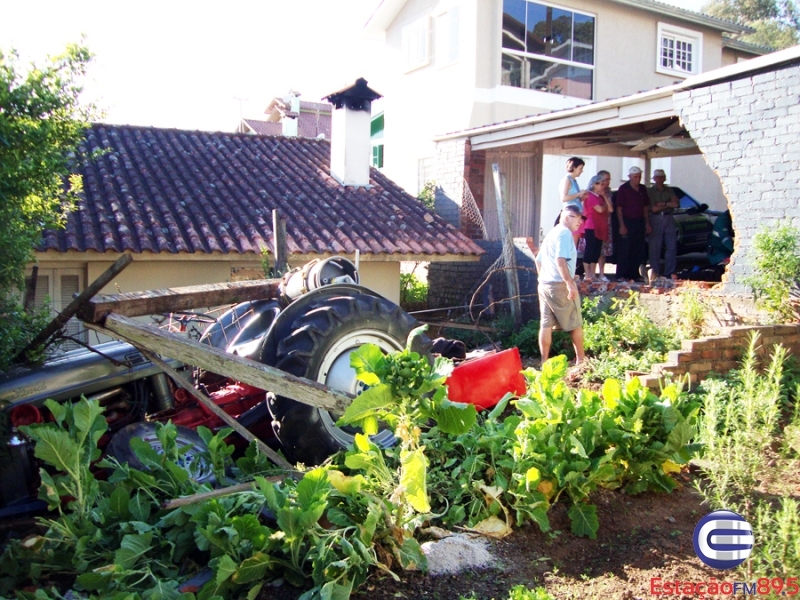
[323,78,382,187]
[281,91,301,137]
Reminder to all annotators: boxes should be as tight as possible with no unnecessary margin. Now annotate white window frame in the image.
[500,0,596,100]
[657,22,702,77]
[435,6,460,68]
[29,267,87,351]
[402,16,432,73]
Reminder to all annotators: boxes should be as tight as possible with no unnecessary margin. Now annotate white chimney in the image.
[323,78,382,188]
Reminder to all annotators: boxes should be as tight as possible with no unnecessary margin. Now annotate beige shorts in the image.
[538,282,582,332]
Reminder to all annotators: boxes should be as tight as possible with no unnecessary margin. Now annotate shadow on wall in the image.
[428,239,539,322]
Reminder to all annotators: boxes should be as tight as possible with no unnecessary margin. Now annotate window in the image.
[30,268,87,352]
[372,144,384,168]
[657,23,702,77]
[402,16,431,72]
[435,7,460,67]
[501,0,595,100]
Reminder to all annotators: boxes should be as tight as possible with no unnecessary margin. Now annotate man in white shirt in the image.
[535,205,586,364]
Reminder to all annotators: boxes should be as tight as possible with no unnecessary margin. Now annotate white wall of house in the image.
[378,0,732,196]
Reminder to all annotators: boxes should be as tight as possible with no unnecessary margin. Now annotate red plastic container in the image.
[445,347,527,410]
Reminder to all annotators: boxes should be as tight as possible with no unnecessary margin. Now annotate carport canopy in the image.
[437,84,698,174]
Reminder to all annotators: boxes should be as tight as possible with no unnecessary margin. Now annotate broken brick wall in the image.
[674,63,800,294]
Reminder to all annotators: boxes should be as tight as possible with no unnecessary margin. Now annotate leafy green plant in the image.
[1,44,99,366]
[507,585,555,600]
[400,271,428,305]
[742,223,800,322]
[582,293,680,381]
[425,356,699,540]
[694,333,800,579]
[339,326,476,530]
[674,289,706,340]
[418,180,436,212]
[695,333,784,513]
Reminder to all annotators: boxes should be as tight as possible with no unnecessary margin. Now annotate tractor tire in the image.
[268,293,430,465]
[106,421,215,484]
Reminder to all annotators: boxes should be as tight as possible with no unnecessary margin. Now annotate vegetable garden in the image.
[3,224,800,600]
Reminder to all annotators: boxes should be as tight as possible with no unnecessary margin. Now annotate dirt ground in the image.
[259,471,718,600]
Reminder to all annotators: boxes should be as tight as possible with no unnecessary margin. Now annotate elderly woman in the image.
[582,174,613,281]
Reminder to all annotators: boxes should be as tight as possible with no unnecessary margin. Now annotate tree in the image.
[702,0,800,49]
[0,43,96,368]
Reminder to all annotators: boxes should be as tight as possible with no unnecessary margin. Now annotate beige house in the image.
[365,0,766,239]
[31,80,482,349]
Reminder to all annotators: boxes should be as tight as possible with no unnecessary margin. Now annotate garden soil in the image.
[258,471,727,600]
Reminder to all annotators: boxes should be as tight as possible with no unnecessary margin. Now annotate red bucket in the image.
[445,347,527,411]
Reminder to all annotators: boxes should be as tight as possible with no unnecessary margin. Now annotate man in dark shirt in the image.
[614,166,651,281]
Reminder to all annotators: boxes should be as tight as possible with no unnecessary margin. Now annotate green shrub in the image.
[400,271,428,304]
[743,223,800,322]
[582,293,679,381]
[694,333,800,579]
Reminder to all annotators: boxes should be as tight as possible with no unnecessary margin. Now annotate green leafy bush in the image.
[425,356,699,539]
[694,333,800,579]
[400,271,428,305]
[743,223,800,322]
[583,293,680,381]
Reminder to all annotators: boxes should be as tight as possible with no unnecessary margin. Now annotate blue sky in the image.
[0,0,709,132]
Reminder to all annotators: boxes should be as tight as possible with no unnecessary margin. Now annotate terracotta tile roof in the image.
[41,124,483,259]
[241,119,282,136]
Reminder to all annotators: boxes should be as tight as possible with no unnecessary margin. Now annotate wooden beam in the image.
[78,278,281,323]
[96,313,354,414]
[15,254,134,363]
[272,209,288,276]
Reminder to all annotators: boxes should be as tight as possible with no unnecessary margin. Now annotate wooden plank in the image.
[78,278,281,323]
[98,313,354,414]
[419,321,496,333]
[272,209,288,276]
[16,254,134,362]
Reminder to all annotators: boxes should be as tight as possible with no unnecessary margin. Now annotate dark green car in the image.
[671,187,725,256]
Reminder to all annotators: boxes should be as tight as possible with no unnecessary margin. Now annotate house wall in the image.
[673,62,800,293]
[381,0,729,194]
[38,255,404,305]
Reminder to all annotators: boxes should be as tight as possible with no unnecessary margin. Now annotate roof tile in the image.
[43,124,483,259]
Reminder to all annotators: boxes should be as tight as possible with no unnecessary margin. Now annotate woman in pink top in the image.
[582,175,613,281]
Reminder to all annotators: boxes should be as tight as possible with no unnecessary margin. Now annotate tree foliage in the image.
[0,43,95,369]
[702,0,800,49]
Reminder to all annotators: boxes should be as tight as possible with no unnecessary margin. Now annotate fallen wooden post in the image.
[161,477,284,511]
[78,278,281,323]
[91,313,354,414]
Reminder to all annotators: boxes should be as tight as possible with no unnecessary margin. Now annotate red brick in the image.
[688,361,713,373]
[682,339,714,352]
[700,350,722,360]
[726,326,755,338]
[710,360,739,374]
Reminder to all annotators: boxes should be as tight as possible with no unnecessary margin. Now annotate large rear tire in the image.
[267,294,429,465]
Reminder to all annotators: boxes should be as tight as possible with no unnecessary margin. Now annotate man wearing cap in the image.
[614,166,651,281]
[535,205,586,364]
[648,169,679,280]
